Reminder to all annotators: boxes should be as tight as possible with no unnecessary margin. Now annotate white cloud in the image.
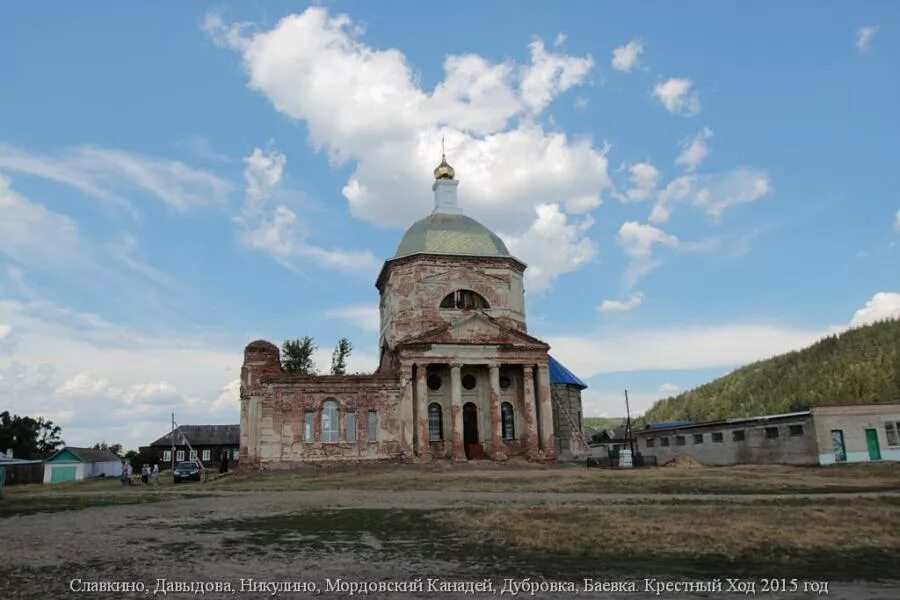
[599,292,644,312]
[236,145,378,272]
[617,221,679,259]
[0,143,233,212]
[894,210,899,231]
[658,382,679,394]
[547,324,828,378]
[206,7,608,287]
[502,203,597,292]
[611,39,644,72]
[553,33,567,48]
[856,26,878,53]
[622,162,660,202]
[653,78,701,116]
[650,169,771,223]
[675,127,713,171]
[326,305,380,333]
[850,292,900,327]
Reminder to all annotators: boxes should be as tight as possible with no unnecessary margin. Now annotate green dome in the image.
[395,213,510,258]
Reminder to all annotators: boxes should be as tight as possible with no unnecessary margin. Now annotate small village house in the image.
[43,447,122,484]
[146,425,239,470]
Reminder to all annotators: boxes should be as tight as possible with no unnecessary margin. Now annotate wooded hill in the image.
[641,318,900,424]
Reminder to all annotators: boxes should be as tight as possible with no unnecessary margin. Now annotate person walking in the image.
[151,463,159,486]
[126,462,133,486]
[119,461,128,487]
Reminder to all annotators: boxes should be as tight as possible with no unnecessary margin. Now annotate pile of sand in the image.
[663,454,704,469]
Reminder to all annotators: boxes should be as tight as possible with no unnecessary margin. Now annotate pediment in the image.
[397,312,548,349]
[419,267,507,285]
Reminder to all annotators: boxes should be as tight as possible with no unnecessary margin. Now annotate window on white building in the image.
[321,400,339,443]
[885,422,900,447]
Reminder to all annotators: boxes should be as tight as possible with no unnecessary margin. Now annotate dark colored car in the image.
[172,461,201,483]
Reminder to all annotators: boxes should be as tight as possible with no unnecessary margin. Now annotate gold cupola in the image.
[433,154,455,180]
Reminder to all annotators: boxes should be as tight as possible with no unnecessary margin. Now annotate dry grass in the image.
[438,497,900,578]
[209,461,900,495]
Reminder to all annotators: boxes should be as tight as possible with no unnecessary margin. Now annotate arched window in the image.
[321,400,339,443]
[501,402,515,440]
[428,403,443,442]
[439,289,490,310]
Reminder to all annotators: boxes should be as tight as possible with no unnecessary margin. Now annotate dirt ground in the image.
[2,464,899,599]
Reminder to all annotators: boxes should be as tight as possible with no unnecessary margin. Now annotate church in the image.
[239,156,588,467]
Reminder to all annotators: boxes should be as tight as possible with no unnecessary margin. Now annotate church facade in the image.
[239,157,587,467]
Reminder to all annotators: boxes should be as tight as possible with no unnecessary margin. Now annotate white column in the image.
[450,364,465,461]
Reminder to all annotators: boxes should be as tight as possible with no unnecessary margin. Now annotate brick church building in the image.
[240,156,587,467]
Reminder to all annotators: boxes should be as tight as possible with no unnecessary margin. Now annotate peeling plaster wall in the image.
[377,254,527,353]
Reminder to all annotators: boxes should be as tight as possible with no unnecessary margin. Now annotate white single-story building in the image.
[43,447,122,484]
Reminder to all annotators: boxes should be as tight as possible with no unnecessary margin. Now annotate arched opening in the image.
[463,402,478,446]
[501,402,515,440]
[439,289,490,310]
[428,403,443,442]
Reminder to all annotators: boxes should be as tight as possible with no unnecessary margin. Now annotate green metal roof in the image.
[394,213,510,258]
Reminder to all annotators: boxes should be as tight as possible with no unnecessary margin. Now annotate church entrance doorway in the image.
[463,402,485,459]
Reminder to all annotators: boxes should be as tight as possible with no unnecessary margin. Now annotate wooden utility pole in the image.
[624,389,635,456]
[170,412,176,470]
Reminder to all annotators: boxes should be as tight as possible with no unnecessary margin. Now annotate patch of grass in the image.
[438,498,900,580]
[0,492,214,518]
[211,462,900,495]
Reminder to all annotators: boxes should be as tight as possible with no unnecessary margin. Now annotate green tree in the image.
[282,336,316,374]
[331,337,353,375]
[92,441,123,456]
[0,411,64,459]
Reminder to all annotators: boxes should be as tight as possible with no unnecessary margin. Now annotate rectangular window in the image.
[646,438,655,448]
[660,437,670,447]
[345,411,357,441]
[176,450,184,462]
[732,430,745,442]
[675,435,686,446]
[765,427,779,439]
[368,410,379,442]
[233,448,240,460]
[202,449,210,461]
[712,432,723,443]
[885,422,900,447]
[189,450,197,461]
[789,424,804,436]
[693,433,704,444]
[163,450,172,462]
[304,411,315,443]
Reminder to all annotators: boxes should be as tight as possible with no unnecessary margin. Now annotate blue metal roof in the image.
[646,421,694,429]
[548,355,587,389]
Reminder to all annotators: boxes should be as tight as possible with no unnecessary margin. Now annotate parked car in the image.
[172,461,201,483]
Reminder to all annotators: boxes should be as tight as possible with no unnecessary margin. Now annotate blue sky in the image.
[1,2,897,449]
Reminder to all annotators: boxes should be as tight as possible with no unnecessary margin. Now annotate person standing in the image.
[126,462,133,486]
[120,461,128,487]
[151,463,159,486]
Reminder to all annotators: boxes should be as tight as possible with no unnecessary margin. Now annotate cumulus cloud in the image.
[235,145,378,272]
[0,142,233,213]
[617,221,679,259]
[675,127,713,171]
[502,203,597,292]
[856,26,878,53]
[653,78,701,116]
[658,382,679,394]
[205,7,608,284]
[611,39,644,72]
[850,292,900,326]
[598,292,644,312]
[622,162,660,202]
[650,169,772,223]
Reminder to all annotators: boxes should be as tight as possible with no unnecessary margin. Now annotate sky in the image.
[1,2,898,451]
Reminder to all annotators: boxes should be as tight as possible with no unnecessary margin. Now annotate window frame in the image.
[439,289,490,310]
[645,438,656,448]
[660,437,670,447]
[789,424,804,436]
[693,433,704,444]
[501,402,515,440]
[675,435,686,446]
[884,421,900,447]
[162,450,172,462]
[428,403,443,442]
[732,430,745,442]
[321,400,339,444]
[176,450,184,462]
[345,410,357,442]
[765,426,780,439]
[304,411,315,443]
[367,410,379,442]
[712,432,724,443]
[189,450,197,461]
[202,449,210,461]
